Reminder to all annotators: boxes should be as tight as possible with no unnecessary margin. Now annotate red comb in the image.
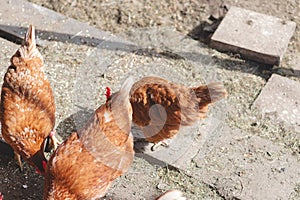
[36,168,41,175]
[49,130,55,137]
[35,161,47,175]
[0,192,3,200]
[105,87,111,101]
[42,161,47,170]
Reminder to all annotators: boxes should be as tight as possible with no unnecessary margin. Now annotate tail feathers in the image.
[111,76,135,111]
[156,190,186,200]
[118,76,135,100]
[16,25,42,60]
[192,82,227,105]
[110,76,135,132]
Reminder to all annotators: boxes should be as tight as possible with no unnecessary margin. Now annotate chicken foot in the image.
[14,151,23,171]
[49,130,60,150]
[151,139,171,151]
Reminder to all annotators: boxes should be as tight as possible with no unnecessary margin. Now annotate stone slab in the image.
[254,74,300,128]
[0,0,136,50]
[0,37,19,53]
[0,37,18,69]
[134,116,226,170]
[289,53,300,76]
[210,6,296,65]
[193,126,300,200]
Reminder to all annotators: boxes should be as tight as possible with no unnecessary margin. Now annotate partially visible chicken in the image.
[156,190,186,200]
[130,76,227,145]
[0,25,58,174]
[44,78,134,199]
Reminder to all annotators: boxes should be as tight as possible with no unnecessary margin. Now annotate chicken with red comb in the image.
[44,78,134,199]
[0,25,59,174]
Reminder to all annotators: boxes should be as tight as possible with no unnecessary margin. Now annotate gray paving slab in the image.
[193,126,300,200]
[289,53,300,76]
[0,0,136,50]
[210,6,296,65]
[274,53,300,77]
[134,116,226,170]
[254,74,300,128]
[105,157,162,200]
[0,37,18,65]
[0,38,16,151]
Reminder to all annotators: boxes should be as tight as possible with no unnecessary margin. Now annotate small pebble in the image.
[157,182,168,190]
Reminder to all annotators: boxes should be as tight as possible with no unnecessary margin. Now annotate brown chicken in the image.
[130,76,227,145]
[44,78,134,199]
[0,25,59,174]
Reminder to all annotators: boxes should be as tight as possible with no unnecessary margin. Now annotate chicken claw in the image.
[14,152,23,171]
[49,131,60,150]
[151,139,171,151]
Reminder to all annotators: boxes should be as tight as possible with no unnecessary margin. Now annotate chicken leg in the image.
[14,152,23,171]
[151,139,171,151]
[49,130,60,150]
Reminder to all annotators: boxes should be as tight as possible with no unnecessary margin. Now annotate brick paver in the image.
[254,74,300,127]
[193,126,300,199]
[211,6,296,65]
